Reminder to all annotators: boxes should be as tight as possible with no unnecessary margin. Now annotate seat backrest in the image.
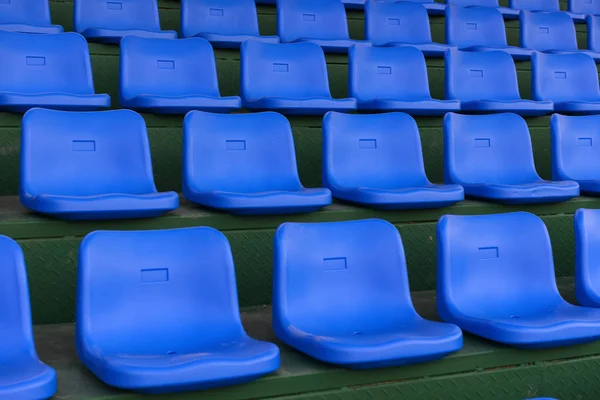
[183,111,303,194]
[0,0,52,25]
[437,212,563,320]
[240,41,332,101]
[443,112,541,184]
[446,6,508,49]
[532,52,600,102]
[509,0,560,12]
[20,109,157,197]
[276,0,350,42]
[364,1,433,46]
[520,11,578,52]
[569,0,600,15]
[587,15,600,52]
[77,227,245,354]
[0,32,96,95]
[445,49,522,101]
[273,219,417,335]
[550,114,600,181]
[445,0,500,7]
[0,236,37,360]
[575,209,600,302]
[119,36,221,101]
[181,0,260,38]
[74,0,161,33]
[349,46,432,103]
[323,112,430,189]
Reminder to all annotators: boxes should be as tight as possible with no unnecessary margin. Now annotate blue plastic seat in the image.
[0,236,57,399]
[276,0,367,53]
[183,111,331,215]
[575,209,600,307]
[240,41,357,114]
[273,219,463,368]
[569,0,600,22]
[438,212,600,348]
[349,46,460,114]
[119,36,241,114]
[323,112,464,209]
[181,0,279,48]
[364,1,451,57]
[0,32,110,112]
[550,114,600,194]
[20,108,179,220]
[520,11,600,62]
[445,0,519,18]
[444,113,579,204]
[77,227,280,393]
[74,0,177,44]
[445,49,552,116]
[509,0,560,12]
[0,0,63,34]
[446,6,532,60]
[586,15,600,53]
[532,52,600,114]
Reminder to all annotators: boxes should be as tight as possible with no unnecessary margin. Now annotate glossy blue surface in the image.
[364,1,450,57]
[273,219,463,368]
[445,0,520,18]
[0,236,57,399]
[183,111,331,214]
[240,41,357,114]
[20,108,179,220]
[569,0,600,18]
[550,114,600,194]
[181,0,279,48]
[532,53,600,114]
[587,15,600,53]
[0,31,110,112]
[323,112,464,209]
[446,6,532,60]
[438,212,600,348]
[119,36,241,114]
[76,227,280,394]
[445,49,553,116]
[277,0,367,53]
[443,113,579,204]
[74,0,177,44]
[509,0,560,12]
[575,209,600,307]
[0,0,63,34]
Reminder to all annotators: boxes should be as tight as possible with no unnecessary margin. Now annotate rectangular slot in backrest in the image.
[72,140,96,152]
[579,137,593,146]
[226,140,246,150]
[554,71,567,79]
[538,26,550,34]
[478,246,498,259]
[273,63,289,72]
[377,66,392,75]
[157,60,175,69]
[141,268,169,283]
[470,69,483,78]
[388,18,400,25]
[474,138,490,148]
[359,139,377,149]
[465,22,478,30]
[323,257,347,271]
[303,14,316,21]
[26,56,45,66]
[209,8,224,16]
[107,1,122,10]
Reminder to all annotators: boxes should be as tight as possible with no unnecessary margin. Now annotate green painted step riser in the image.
[24,213,574,325]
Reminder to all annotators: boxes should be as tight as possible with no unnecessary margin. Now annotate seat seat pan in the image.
[332,184,464,209]
[357,98,460,115]
[192,33,279,49]
[0,23,64,34]
[80,28,178,44]
[573,180,600,194]
[342,0,365,9]
[458,45,533,61]
[0,92,110,113]
[460,99,553,117]
[462,180,579,204]
[564,11,586,23]
[185,188,332,215]
[244,97,357,115]
[21,191,180,220]
[496,6,520,18]
[122,94,242,114]
[384,42,451,57]
[290,38,369,53]
[554,100,600,114]
[0,359,56,399]
[543,49,600,62]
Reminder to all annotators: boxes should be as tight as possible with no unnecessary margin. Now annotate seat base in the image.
[122,95,242,114]
[191,33,279,49]
[0,23,64,34]
[565,11,586,23]
[0,93,110,113]
[291,38,369,53]
[459,45,533,61]
[244,97,357,115]
[80,28,178,44]
[385,42,451,58]
[462,181,579,204]
[554,101,600,114]
[460,100,553,117]
[357,98,460,115]
[0,360,56,400]
[577,180,600,195]
[544,49,600,63]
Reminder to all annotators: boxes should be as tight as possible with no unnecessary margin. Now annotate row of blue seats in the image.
[6,210,600,396]
[3,30,600,116]
[15,108,600,220]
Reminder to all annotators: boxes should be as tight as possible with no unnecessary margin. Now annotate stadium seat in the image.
[509,0,560,12]
[569,0,600,22]
[20,108,179,220]
[76,227,280,393]
[550,114,600,193]
[0,236,57,399]
[119,36,241,114]
[183,111,332,214]
[364,1,451,57]
[0,31,110,112]
[273,219,463,368]
[349,46,460,114]
[438,212,600,348]
[443,113,580,204]
[180,0,279,48]
[445,49,553,116]
[0,0,63,34]
[323,112,464,209]
[520,11,600,62]
[446,6,532,60]
[74,0,177,44]
[532,52,600,114]
[276,0,367,53]
[586,15,600,53]
[575,209,600,307]
[240,41,357,114]
[445,0,519,18]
